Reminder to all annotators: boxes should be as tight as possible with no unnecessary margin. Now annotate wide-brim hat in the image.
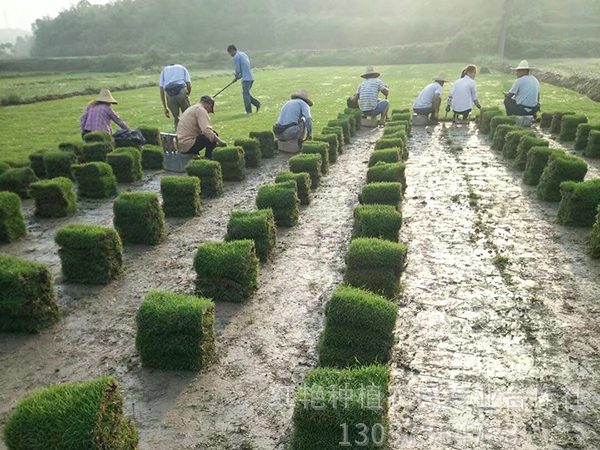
[96,89,118,104]
[511,60,534,70]
[435,71,447,82]
[291,89,313,107]
[361,66,380,78]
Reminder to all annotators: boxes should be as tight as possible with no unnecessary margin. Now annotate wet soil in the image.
[388,123,600,449]
[0,128,382,450]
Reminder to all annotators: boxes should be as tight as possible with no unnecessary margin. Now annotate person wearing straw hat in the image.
[80,89,130,138]
[273,89,313,149]
[504,60,540,117]
[177,95,227,159]
[412,72,447,123]
[350,66,390,126]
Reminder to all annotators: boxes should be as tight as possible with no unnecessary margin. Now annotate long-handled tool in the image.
[213,79,237,98]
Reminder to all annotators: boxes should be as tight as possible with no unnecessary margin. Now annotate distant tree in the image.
[0,43,15,58]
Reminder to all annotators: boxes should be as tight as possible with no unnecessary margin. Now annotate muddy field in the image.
[2,121,600,450]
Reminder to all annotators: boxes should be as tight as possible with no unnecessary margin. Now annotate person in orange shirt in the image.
[176,96,226,159]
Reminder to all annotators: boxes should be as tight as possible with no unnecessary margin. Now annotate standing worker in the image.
[227,45,261,114]
[176,96,227,159]
[446,65,482,122]
[504,60,541,117]
[273,89,313,150]
[412,72,447,124]
[350,67,390,126]
[159,63,192,130]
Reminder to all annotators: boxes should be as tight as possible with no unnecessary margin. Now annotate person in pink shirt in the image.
[80,89,129,138]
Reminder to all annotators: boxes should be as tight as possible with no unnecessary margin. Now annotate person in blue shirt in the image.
[504,60,541,117]
[227,44,261,114]
[273,89,313,150]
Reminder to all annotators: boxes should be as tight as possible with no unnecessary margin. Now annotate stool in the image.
[160,132,193,173]
[516,115,534,127]
[361,116,378,128]
[412,114,430,127]
[277,140,301,154]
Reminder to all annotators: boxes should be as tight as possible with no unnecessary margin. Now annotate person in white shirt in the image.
[504,60,541,117]
[413,72,447,123]
[446,65,482,122]
[159,63,192,130]
[350,67,390,126]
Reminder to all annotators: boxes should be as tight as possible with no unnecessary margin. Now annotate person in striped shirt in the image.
[351,67,390,126]
[80,89,129,137]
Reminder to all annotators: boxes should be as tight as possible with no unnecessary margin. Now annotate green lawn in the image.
[1,63,599,165]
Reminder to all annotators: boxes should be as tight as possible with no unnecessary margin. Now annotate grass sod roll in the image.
[107,147,143,183]
[234,137,262,168]
[43,151,77,179]
[81,141,113,163]
[369,148,401,167]
[185,159,223,198]
[113,191,165,245]
[491,124,522,151]
[55,224,123,284]
[489,116,517,141]
[0,167,38,198]
[321,126,343,153]
[367,162,406,191]
[318,286,398,368]
[313,134,338,163]
[537,154,588,202]
[58,142,83,159]
[540,112,554,129]
[30,177,77,218]
[0,254,59,333]
[344,108,362,129]
[137,126,160,146]
[136,290,215,371]
[585,131,600,158]
[574,124,600,151]
[353,204,402,242]
[301,141,329,175]
[559,115,588,142]
[591,207,600,258]
[390,112,412,132]
[327,119,350,144]
[72,162,117,198]
[502,130,536,160]
[359,182,403,209]
[376,137,405,151]
[141,145,165,170]
[82,131,112,143]
[225,209,277,262]
[523,147,565,186]
[0,161,10,176]
[476,106,500,124]
[391,108,410,114]
[115,138,142,149]
[290,365,389,449]
[275,170,311,205]
[479,110,503,134]
[249,130,277,158]
[289,153,322,189]
[213,146,246,181]
[194,239,259,303]
[256,181,300,227]
[383,122,407,136]
[513,137,549,171]
[160,176,201,218]
[344,237,407,299]
[550,112,576,135]
[557,179,600,227]
[3,376,139,449]
[337,113,356,136]
[0,192,27,243]
[29,150,47,178]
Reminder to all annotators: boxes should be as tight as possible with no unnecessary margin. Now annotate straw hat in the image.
[96,89,118,104]
[435,72,447,82]
[511,60,534,70]
[291,89,313,107]
[361,66,381,79]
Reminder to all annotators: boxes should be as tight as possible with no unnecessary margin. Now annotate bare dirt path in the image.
[0,128,381,450]
[388,123,600,449]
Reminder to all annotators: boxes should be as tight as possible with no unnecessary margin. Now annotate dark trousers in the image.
[242,80,260,113]
[504,97,540,116]
[187,135,217,159]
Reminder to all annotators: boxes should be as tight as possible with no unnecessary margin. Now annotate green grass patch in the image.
[256,181,300,227]
[524,147,565,186]
[353,204,402,242]
[141,145,165,170]
[289,153,322,189]
[28,150,47,178]
[81,142,113,163]
[58,142,83,159]
[136,290,215,371]
[491,124,521,151]
[185,159,223,198]
[0,191,27,243]
[479,110,504,134]
[3,376,138,449]
[30,177,77,218]
[476,106,500,125]
[574,124,600,151]
[338,113,356,136]
[302,141,329,175]
[113,191,165,245]
[138,126,160,146]
[249,130,276,158]
[318,285,397,368]
[591,207,600,258]
[513,136,549,171]
[558,179,600,227]
[83,131,112,143]
[194,240,259,303]
[550,112,575,135]
[344,237,407,299]
[327,119,350,144]
[502,130,536,159]
[585,130,600,158]
[55,224,123,284]
[0,254,59,333]
[0,161,10,175]
[107,147,143,183]
[213,146,246,181]
[359,182,403,209]
[489,116,517,141]
[225,209,277,262]
[313,134,338,163]
[537,154,588,202]
[366,162,406,191]
[321,127,343,153]
[540,112,554,129]
[161,176,201,218]
[43,151,76,179]
[369,149,401,167]
[0,167,38,198]
[234,137,262,168]
[559,115,588,142]
[72,162,118,198]
[275,170,311,205]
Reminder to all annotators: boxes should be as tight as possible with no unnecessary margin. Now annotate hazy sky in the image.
[2,0,110,31]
